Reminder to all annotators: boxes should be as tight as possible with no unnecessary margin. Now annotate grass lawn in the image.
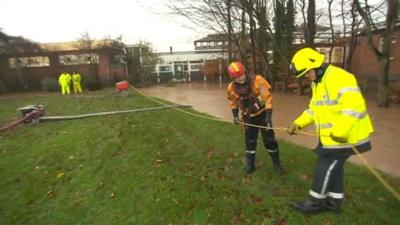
[0,89,399,225]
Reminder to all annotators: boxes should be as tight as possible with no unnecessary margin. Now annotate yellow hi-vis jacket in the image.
[227,75,273,115]
[294,65,374,148]
[58,73,68,86]
[72,73,81,82]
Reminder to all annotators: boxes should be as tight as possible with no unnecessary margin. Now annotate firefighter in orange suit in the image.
[227,61,284,175]
[287,48,374,213]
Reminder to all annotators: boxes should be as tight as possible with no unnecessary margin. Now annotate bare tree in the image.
[74,31,94,51]
[327,0,334,63]
[74,31,101,86]
[355,0,399,107]
[166,0,296,90]
[306,0,316,47]
[126,41,161,86]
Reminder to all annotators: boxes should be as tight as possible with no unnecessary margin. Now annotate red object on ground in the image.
[116,81,129,92]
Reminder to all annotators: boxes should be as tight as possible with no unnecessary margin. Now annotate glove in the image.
[330,133,347,143]
[287,123,300,135]
[249,102,261,113]
[233,116,240,125]
[232,108,240,124]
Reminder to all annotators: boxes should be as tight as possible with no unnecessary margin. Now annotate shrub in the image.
[84,77,102,91]
[0,81,8,94]
[41,77,59,92]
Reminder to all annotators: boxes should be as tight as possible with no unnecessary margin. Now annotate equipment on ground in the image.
[17,105,45,124]
[116,81,129,97]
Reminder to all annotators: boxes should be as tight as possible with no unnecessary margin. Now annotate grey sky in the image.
[0,0,205,52]
[0,0,385,52]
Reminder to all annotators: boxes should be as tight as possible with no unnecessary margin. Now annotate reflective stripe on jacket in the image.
[294,65,374,148]
[227,75,273,111]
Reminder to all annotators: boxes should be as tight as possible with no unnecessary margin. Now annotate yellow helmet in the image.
[290,47,325,78]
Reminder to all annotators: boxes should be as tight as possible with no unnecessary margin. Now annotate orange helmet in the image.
[227,61,246,78]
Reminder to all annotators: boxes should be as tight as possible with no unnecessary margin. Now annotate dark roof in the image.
[295,23,330,32]
[194,34,229,42]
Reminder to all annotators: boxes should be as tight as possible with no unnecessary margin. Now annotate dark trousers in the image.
[309,141,371,201]
[309,152,351,200]
[244,111,278,151]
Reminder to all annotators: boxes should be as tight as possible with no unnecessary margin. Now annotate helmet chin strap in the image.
[314,63,329,83]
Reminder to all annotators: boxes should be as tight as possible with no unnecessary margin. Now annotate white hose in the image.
[39,105,191,121]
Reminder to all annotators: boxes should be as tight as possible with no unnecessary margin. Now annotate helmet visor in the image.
[290,63,307,78]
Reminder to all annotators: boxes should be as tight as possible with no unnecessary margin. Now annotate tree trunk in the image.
[227,0,233,62]
[378,57,389,107]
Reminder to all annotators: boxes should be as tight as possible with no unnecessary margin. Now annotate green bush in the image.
[84,77,102,91]
[0,80,8,94]
[41,77,59,92]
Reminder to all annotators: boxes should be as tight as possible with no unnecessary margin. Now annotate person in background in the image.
[65,72,72,94]
[72,71,83,94]
[58,72,69,95]
[287,47,374,213]
[226,61,284,176]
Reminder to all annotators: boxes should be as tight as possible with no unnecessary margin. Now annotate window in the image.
[332,47,344,63]
[190,64,202,71]
[59,53,99,65]
[379,35,397,53]
[8,56,50,68]
[159,65,172,72]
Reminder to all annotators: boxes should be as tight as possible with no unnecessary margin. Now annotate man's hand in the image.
[233,116,241,125]
[287,123,300,135]
[330,133,347,143]
[249,102,261,113]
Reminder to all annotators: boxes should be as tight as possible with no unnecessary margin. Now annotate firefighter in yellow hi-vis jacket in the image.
[58,72,70,95]
[72,71,82,94]
[227,61,284,176]
[287,48,374,214]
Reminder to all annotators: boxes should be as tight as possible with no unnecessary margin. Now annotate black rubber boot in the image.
[269,151,284,176]
[246,153,256,175]
[325,197,342,213]
[293,198,326,214]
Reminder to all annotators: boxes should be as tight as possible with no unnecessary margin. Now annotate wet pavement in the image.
[140,82,400,177]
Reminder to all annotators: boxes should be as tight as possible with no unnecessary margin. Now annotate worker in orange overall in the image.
[226,61,284,176]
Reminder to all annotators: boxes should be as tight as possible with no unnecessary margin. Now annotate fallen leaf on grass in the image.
[299,173,310,181]
[47,189,54,197]
[275,218,288,225]
[57,172,65,178]
[377,197,387,202]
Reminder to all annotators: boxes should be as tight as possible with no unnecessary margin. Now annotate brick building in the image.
[350,23,400,90]
[0,36,127,91]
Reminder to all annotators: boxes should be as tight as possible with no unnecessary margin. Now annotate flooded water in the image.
[140,82,400,177]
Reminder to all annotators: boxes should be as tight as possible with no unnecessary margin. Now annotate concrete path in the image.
[140,82,400,177]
